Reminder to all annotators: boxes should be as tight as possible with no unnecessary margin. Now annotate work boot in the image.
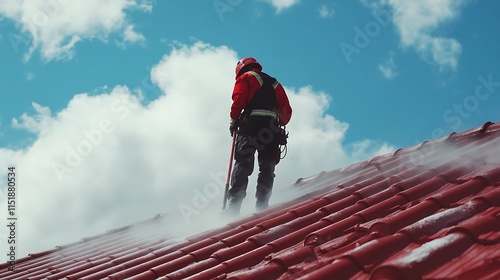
[221,198,242,218]
[255,200,269,212]
[221,206,240,218]
[255,188,271,212]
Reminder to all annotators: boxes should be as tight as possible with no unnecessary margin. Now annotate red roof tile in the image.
[1,121,499,280]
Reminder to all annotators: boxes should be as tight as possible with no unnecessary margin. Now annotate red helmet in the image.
[235,57,262,78]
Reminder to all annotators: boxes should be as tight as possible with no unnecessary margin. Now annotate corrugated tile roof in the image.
[2,121,499,280]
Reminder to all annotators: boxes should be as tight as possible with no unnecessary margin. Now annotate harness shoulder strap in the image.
[247,71,263,87]
[241,71,279,121]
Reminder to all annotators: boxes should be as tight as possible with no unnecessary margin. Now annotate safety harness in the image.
[241,71,289,161]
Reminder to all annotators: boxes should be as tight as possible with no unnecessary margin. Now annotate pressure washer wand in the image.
[222,133,237,210]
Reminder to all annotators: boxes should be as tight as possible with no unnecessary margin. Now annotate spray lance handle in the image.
[229,119,241,136]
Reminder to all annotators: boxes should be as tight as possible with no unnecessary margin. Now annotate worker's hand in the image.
[229,119,239,136]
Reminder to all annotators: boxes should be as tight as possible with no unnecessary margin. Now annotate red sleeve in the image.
[230,72,262,120]
[275,83,292,126]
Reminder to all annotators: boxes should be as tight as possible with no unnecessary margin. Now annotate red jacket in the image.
[230,69,292,126]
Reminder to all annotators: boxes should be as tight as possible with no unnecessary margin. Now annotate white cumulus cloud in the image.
[365,0,467,71]
[378,52,398,79]
[12,102,54,133]
[0,42,395,258]
[0,0,152,61]
[319,4,335,18]
[264,0,300,13]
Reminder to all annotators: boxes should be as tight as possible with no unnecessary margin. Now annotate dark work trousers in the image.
[227,116,280,211]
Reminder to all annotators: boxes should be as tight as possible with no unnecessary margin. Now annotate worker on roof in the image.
[225,57,292,216]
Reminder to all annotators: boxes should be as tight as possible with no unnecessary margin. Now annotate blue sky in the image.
[2,0,498,149]
[0,0,499,257]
